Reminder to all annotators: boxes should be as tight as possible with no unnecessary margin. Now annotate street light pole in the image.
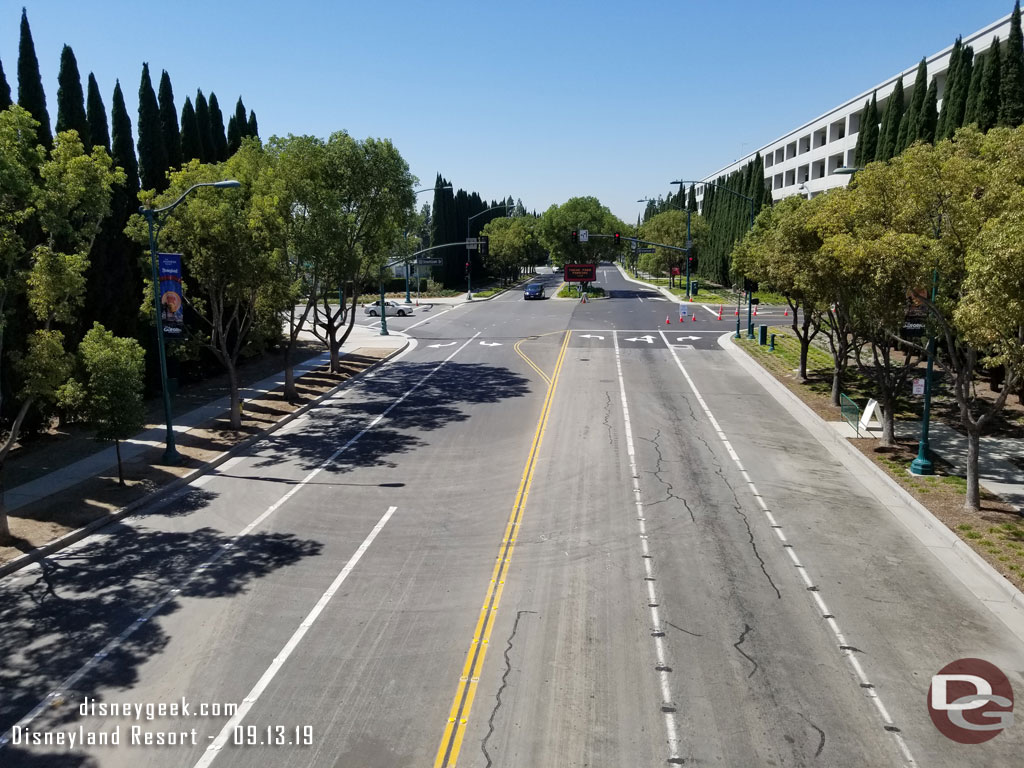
[466,203,511,299]
[910,269,939,475]
[139,180,241,464]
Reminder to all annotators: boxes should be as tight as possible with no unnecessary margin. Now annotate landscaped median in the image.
[730,329,1024,594]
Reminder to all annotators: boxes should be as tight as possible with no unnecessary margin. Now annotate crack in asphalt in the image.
[638,430,696,522]
[602,391,614,446]
[712,466,782,600]
[798,711,826,758]
[481,610,537,768]
[666,621,703,637]
[732,623,759,679]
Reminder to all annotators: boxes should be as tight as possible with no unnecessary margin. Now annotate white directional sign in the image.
[679,303,688,318]
[480,341,502,347]
[428,342,457,348]
[579,334,605,340]
[579,229,589,243]
[625,335,655,343]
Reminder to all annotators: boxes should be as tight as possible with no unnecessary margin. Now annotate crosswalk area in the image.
[570,329,727,351]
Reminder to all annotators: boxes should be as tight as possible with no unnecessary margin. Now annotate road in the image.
[1,263,1021,767]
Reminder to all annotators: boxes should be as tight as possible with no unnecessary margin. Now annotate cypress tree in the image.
[137,63,168,191]
[897,59,929,153]
[937,38,963,140]
[979,38,1002,132]
[918,78,939,143]
[0,57,10,110]
[56,44,89,146]
[965,50,987,125]
[17,8,52,147]
[234,97,248,137]
[247,110,259,141]
[194,89,213,163]
[180,96,200,162]
[111,81,139,202]
[941,44,973,139]
[853,100,868,166]
[687,183,697,212]
[863,92,880,163]
[208,92,228,161]
[226,115,241,155]
[86,73,110,152]
[1000,1,1024,127]
[157,70,182,171]
[876,76,905,161]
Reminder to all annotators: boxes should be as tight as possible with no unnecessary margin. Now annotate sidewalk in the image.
[3,324,408,514]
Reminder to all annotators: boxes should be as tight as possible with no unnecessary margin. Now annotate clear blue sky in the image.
[1,0,1015,222]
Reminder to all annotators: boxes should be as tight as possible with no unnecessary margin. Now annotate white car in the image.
[363,300,412,317]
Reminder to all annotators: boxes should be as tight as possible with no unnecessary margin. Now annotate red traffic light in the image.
[571,230,578,243]
[614,232,620,243]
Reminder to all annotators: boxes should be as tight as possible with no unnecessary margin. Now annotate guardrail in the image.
[840,393,860,437]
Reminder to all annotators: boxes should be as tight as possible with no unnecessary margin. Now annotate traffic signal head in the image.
[614,232,620,244]
[571,230,578,243]
[479,235,489,255]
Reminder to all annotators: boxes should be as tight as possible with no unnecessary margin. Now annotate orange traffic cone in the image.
[666,315,671,325]
[783,306,788,316]
[734,307,739,316]
[717,307,722,320]
[691,312,697,322]
[754,305,758,316]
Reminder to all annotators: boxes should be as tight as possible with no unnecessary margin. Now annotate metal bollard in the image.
[769,333,776,351]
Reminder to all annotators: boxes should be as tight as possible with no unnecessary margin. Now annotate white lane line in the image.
[0,333,481,752]
[612,330,681,762]
[656,329,917,766]
[193,505,398,768]
[404,306,454,333]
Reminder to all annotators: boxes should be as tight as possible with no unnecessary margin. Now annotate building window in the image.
[828,153,844,173]
[814,128,827,148]
[829,120,846,142]
[765,153,774,168]
[775,148,785,164]
[813,160,826,179]
[798,164,809,183]
[799,136,811,154]
[774,173,783,189]
[785,169,796,187]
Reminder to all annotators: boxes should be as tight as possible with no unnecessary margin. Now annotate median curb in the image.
[0,337,412,580]
[718,331,1024,638]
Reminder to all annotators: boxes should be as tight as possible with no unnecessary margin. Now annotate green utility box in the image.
[690,280,699,296]
[758,324,768,345]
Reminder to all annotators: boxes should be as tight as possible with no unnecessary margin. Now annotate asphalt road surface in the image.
[1,263,1021,767]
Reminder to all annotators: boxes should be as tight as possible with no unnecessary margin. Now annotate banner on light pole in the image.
[158,253,184,338]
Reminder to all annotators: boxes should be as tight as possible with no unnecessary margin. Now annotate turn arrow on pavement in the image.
[625,335,655,343]
[580,334,605,340]
[428,342,457,348]
[480,341,502,347]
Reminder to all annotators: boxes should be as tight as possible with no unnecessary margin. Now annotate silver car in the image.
[363,300,411,317]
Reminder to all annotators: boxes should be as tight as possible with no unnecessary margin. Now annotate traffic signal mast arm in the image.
[586,233,690,254]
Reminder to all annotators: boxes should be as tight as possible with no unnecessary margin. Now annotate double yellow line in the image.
[433,330,572,767]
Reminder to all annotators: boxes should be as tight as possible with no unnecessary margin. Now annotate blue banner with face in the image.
[158,253,184,337]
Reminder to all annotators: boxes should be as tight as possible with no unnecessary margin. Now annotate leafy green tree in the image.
[978,38,1002,131]
[208,92,228,161]
[876,76,904,161]
[110,80,139,215]
[537,196,626,267]
[1000,0,1024,127]
[17,8,51,147]
[76,323,145,485]
[137,63,168,192]
[56,45,88,147]
[638,209,708,280]
[158,70,182,171]
[86,73,109,152]
[234,98,248,138]
[180,96,200,162]
[917,77,939,143]
[481,215,544,283]
[0,118,122,539]
[194,89,213,163]
[732,196,826,380]
[0,57,11,110]
[227,115,241,156]
[897,58,929,153]
[863,92,880,163]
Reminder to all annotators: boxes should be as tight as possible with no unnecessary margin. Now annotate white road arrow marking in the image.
[428,342,457,348]
[480,341,502,347]
[676,336,700,341]
[579,334,605,340]
[625,335,655,343]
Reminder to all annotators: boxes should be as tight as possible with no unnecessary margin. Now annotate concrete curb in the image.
[0,338,411,580]
[718,331,1024,626]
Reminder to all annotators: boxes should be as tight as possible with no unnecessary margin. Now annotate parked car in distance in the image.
[523,283,545,300]
[363,300,411,317]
